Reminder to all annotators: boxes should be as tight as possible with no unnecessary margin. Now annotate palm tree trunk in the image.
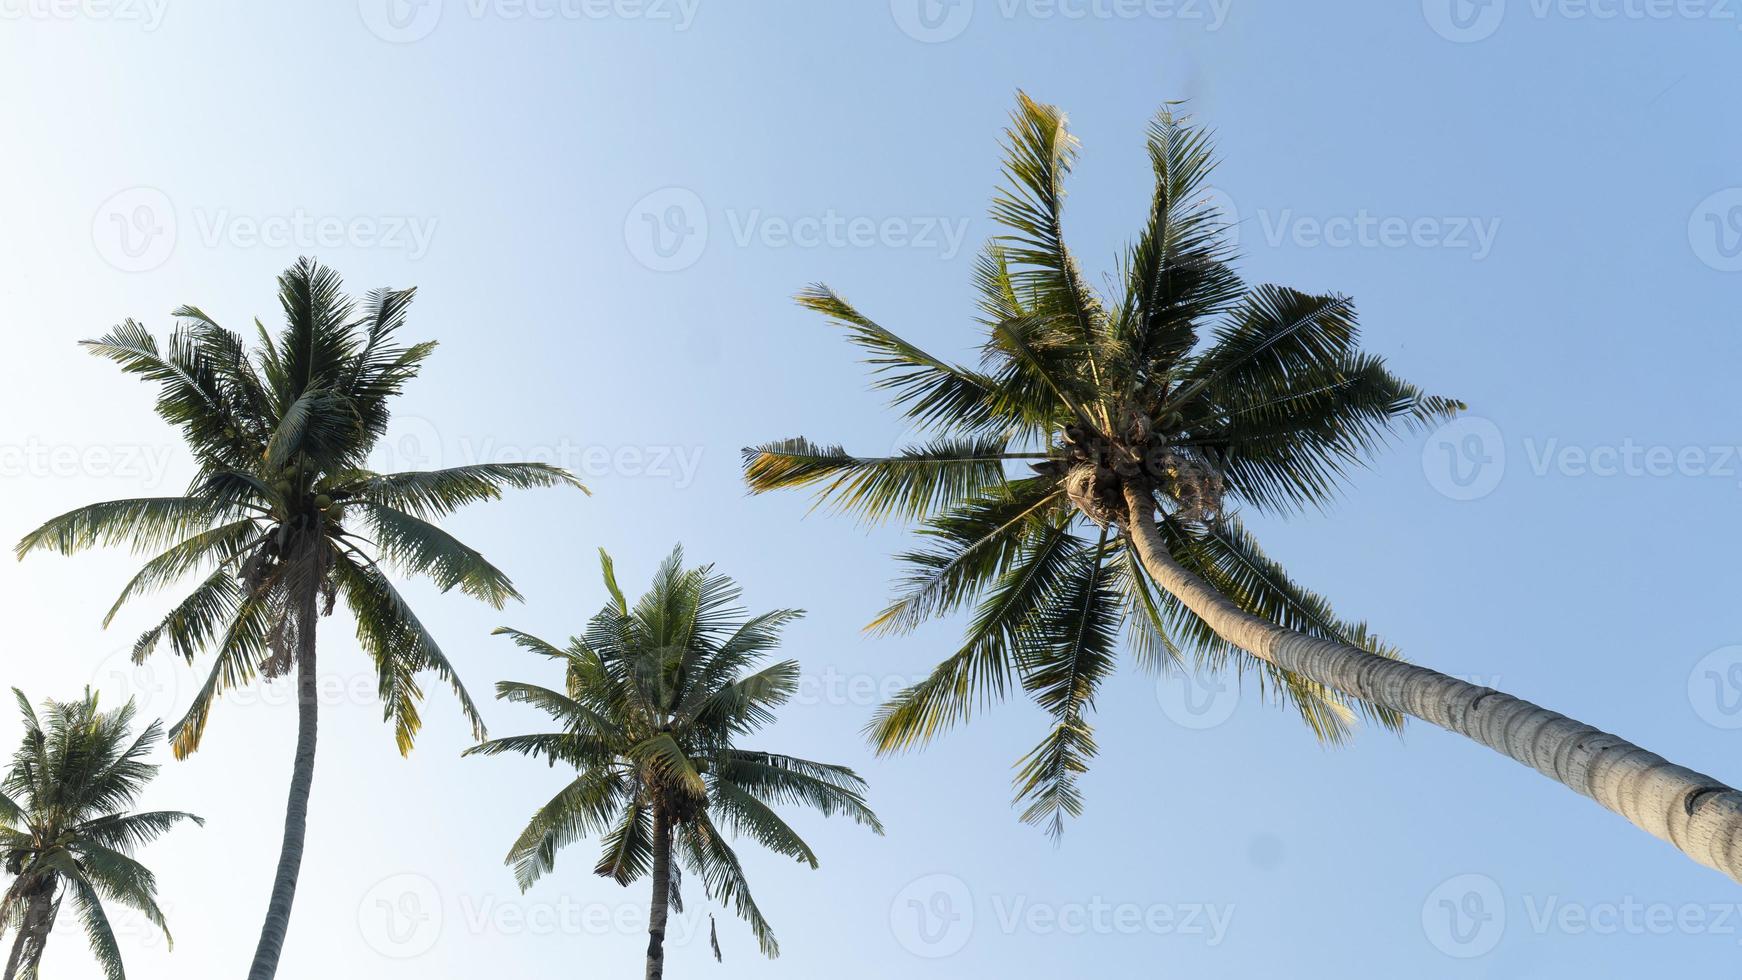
[2,929,23,980]
[1120,483,1742,882]
[246,585,320,980]
[5,887,56,980]
[645,805,673,980]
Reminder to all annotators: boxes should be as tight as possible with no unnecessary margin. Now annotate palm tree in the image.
[743,93,1742,881]
[0,689,201,980]
[468,546,882,980]
[13,258,585,979]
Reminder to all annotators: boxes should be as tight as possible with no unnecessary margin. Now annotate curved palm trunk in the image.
[1121,483,1742,882]
[4,887,56,980]
[645,805,673,980]
[247,587,320,980]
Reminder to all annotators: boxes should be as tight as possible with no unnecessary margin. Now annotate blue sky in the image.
[3,1,1742,976]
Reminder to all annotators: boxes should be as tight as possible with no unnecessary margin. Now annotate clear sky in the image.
[3,1,1742,976]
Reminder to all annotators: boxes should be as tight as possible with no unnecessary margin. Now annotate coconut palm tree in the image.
[13,258,585,978]
[743,92,1742,881]
[0,689,201,979]
[468,546,882,980]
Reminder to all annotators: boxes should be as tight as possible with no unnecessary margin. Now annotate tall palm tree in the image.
[743,93,1742,881]
[468,546,882,980]
[13,258,585,978]
[0,689,201,980]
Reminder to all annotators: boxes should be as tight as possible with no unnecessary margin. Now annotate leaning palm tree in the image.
[743,92,1742,881]
[468,547,882,980]
[13,258,584,979]
[1,689,201,980]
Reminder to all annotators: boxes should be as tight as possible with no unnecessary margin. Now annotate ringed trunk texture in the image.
[4,887,55,980]
[1121,483,1742,882]
[644,806,673,980]
[246,587,320,980]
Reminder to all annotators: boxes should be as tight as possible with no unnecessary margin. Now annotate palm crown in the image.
[0,689,201,979]
[469,547,882,958]
[14,258,584,757]
[744,93,1462,835]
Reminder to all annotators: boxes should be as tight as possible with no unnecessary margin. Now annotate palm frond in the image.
[1012,530,1121,837]
[988,92,1109,345]
[348,462,585,519]
[742,435,1025,525]
[351,501,521,608]
[15,497,235,559]
[868,516,1086,754]
[503,770,626,891]
[796,284,1002,433]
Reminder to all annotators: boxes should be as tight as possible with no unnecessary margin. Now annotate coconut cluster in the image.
[1033,413,1226,526]
[653,774,710,825]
